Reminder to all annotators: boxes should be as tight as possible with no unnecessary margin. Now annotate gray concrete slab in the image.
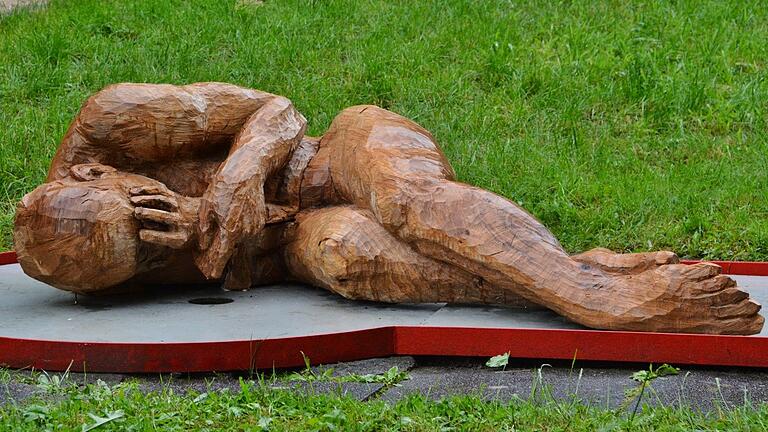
[379,361,768,412]
[0,380,38,405]
[272,382,385,401]
[423,304,583,329]
[0,264,442,342]
[732,276,768,311]
[313,356,417,377]
[3,264,767,344]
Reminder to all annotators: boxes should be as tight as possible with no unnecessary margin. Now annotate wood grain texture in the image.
[14,173,172,292]
[12,83,764,334]
[284,205,534,307]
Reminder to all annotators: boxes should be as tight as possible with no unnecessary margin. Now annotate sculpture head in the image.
[13,165,167,294]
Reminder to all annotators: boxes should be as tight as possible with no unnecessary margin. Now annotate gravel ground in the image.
[4,356,768,412]
[0,0,45,13]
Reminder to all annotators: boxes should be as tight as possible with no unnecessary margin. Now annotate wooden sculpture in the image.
[13,83,764,335]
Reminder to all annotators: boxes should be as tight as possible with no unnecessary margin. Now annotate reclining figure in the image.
[13,83,764,334]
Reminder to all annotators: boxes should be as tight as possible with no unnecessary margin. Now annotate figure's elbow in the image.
[268,95,308,137]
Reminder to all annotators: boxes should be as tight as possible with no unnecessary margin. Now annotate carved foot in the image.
[573,248,679,275]
[592,262,764,334]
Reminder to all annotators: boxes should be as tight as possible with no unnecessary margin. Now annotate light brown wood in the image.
[284,205,533,307]
[13,83,764,335]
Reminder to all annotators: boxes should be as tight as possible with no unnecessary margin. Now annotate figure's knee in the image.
[322,106,457,230]
[321,105,394,156]
[285,205,434,302]
[325,104,442,151]
[284,207,374,295]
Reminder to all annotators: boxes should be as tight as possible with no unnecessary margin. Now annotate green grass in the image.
[1,0,768,259]
[2,369,768,431]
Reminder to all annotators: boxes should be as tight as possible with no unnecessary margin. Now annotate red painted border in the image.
[0,328,395,373]
[2,251,768,372]
[680,259,768,277]
[394,327,768,368]
[2,327,768,373]
[0,251,16,265]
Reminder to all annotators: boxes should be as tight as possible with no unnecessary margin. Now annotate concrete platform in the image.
[3,263,768,342]
[0,263,584,343]
[2,262,768,372]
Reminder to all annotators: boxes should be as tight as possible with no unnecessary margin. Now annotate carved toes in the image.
[687,262,722,280]
[653,251,680,265]
[712,299,761,319]
[623,262,764,334]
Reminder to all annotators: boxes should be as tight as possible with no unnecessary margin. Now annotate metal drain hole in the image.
[188,297,234,305]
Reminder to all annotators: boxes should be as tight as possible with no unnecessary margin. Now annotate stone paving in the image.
[0,0,45,14]
[4,356,768,412]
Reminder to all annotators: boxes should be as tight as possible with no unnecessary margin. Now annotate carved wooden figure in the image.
[13,83,764,335]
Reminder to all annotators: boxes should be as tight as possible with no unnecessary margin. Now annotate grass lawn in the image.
[4,2,768,429]
[2,367,768,431]
[1,0,767,258]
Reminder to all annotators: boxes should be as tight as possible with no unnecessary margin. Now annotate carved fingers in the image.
[194,183,268,279]
[135,207,180,226]
[138,229,190,249]
[130,194,178,212]
[129,185,200,250]
[193,230,235,280]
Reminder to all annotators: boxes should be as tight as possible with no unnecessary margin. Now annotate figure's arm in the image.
[195,96,307,279]
[47,82,277,181]
[127,181,296,253]
[47,82,306,280]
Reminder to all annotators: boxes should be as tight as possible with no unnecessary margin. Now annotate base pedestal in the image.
[2,256,768,372]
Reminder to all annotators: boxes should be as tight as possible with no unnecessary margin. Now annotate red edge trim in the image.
[2,251,768,373]
[0,328,395,374]
[680,259,768,277]
[2,327,768,373]
[0,251,16,265]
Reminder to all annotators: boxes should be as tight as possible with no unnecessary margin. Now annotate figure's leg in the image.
[321,105,763,334]
[283,206,535,307]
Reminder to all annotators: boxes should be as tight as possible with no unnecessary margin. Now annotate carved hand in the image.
[195,177,267,278]
[193,96,306,280]
[129,184,201,250]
